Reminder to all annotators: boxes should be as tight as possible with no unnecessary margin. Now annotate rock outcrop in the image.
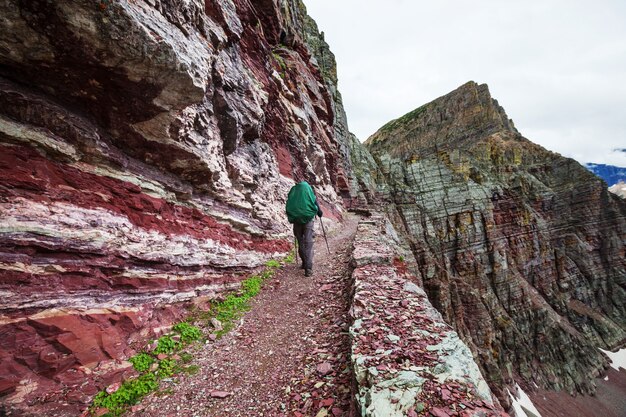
[0,0,353,412]
[350,215,508,417]
[365,81,626,408]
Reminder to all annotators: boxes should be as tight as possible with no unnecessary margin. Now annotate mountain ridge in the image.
[0,1,624,416]
[363,80,626,412]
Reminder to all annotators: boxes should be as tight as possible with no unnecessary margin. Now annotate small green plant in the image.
[156,359,177,378]
[153,335,180,355]
[172,322,202,344]
[210,273,272,337]
[242,275,263,297]
[129,353,155,373]
[265,259,281,268]
[92,373,158,416]
[284,251,295,264]
[271,51,287,73]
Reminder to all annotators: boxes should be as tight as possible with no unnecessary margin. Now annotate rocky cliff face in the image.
[2,0,624,414]
[365,81,626,407]
[0,0,353,410]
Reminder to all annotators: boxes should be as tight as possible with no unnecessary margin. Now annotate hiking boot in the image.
[305,269,312,277]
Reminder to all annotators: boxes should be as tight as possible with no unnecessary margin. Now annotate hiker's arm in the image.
[315,199,323,217]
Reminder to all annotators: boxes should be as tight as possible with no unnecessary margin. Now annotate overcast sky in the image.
[305,0,626,167]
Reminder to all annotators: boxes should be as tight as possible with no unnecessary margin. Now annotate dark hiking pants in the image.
[293,220,315,270]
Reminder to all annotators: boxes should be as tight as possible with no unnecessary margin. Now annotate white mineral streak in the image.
[1,199,282,268]
[0,115,78,159]
[0,281,241,320]
[72,155,290,236]
[71,162,175,201]
[1,271,243,325]
[0,306,138,326]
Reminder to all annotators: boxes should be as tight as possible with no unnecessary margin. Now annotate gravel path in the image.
[129,214,360,417]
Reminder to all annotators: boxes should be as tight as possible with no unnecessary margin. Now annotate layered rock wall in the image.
[0,0,353,409]
[365,81,626,407]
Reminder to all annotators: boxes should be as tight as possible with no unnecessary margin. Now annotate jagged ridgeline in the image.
[364,81,626,402]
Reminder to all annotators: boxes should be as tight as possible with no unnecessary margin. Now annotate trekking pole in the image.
[318,216,331,255]
[294,236,299,263]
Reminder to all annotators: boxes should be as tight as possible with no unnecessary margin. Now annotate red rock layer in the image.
[0,144,289,252]
[0,0,352,413]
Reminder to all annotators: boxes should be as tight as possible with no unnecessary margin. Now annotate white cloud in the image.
[305,0,626,167]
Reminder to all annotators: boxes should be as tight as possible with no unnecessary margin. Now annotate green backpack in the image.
[286,181,318,224]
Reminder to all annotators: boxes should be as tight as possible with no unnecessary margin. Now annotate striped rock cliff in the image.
[0,0,354,412]
[365,81,626,411]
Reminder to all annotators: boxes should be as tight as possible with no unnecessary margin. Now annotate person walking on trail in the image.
[285,180,323,277]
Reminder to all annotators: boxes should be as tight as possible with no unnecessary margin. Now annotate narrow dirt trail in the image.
[131,214,360,417]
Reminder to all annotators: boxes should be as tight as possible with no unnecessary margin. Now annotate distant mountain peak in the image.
[585,163,626,186]
[364,81,518,159]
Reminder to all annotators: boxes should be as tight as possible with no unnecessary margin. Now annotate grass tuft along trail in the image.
[129,214,360,417]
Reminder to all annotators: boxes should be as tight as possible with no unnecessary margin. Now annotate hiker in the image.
[285,180,323,277]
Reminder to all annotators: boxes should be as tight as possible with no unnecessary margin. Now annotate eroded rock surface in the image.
[365,81,626,408]
[0,0,355,412]
[350,215,508,417]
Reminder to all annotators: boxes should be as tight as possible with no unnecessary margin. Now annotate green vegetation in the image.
[271,50,288,79]
[181,364,200,375]
[156,359,177,378]
[265,259,281,268]
[129,353,154,373]
[379,103,430,134]
[209,254,293,337]
[272,51,287,71]
[92,374,158,416]
[90,256,288,416]
[242,275,263,297]
[212,276,260,337]
[283,250,295,264]
[154,387,174,397]
[153,335,181,355]
[172,322,202,344]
